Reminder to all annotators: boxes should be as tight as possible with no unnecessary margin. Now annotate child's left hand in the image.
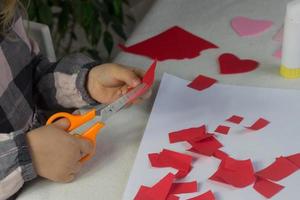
[87,63,151,104]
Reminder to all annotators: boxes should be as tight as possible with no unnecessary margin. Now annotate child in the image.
[0,1,149,199]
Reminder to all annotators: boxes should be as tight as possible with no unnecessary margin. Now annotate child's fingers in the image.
[72,163,82,174]
[113,66,141,87]
[51,118,70,130]
[76,138,94,157]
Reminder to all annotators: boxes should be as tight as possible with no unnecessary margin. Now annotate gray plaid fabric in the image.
[0,15,98,200]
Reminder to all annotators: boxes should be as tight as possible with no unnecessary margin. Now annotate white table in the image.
[18,0,300,199]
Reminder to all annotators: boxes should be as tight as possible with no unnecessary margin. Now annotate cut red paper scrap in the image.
[210,157,255,188]
[187,74,217,92]
[119,26,218,61]
[253,177,284,199]
[285,153,300,168]
[256,157,298,181]
[226,115,244,124]
[187,190,215,200]
[219,53,259,74]
[188,136,223,156]
[148,149,193,178]
[134,173,175,200]
[246,117,270,131]
[169,181,198,194]
[167,195,179,200]
[169,125,212,143]
[213,149,229,160]
[214,125,230,135]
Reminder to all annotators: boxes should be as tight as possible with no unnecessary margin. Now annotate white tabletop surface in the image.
[18,0,300,199]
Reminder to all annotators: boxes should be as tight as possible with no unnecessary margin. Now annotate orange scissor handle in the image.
[77,122,105,163]
[46,109,96,131]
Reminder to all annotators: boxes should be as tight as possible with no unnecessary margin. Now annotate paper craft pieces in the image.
[134,173,175,200]
[219,53,259,74]
[231,16,273,37]
[167,195,179,200]
[273,48,282,59]
[119,26,218,61]
[188,136,223,156]
[187,190,215,200]
[285,153,300,168]
[143,60,157,86]
[253,177,284,199]
[256,157,299,181]
[226,115,244,124]
[148,149,193,178]
[169,181,198,194]
[210,157,255,188]
[169,125,211,143]
[214,125,230,135]
[213,150,229,160]
[187,75,217,92]
[246,117,270,131]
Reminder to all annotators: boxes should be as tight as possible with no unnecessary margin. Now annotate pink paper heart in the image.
[231,16,273,37]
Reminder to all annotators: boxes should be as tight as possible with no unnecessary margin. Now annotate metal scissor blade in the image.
[96,83,148,122]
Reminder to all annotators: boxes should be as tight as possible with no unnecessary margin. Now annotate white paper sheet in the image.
[122,73,300,200]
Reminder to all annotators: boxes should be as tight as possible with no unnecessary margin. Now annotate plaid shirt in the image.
[0,15,98,199]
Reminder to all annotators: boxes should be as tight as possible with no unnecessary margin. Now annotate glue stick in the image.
[280,0,300,79]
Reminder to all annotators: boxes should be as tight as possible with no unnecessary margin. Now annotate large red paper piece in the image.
[189,136,223,156]
[253,177,284,199]
[188,190,215,200]
[169,181,198,194]
[213,150,229,160]
[148,149,193,178]
[119,26,218,61]
[210,157,255,188]
[214,125,230,135]
[256,157,298,181]
[226,115,244,124]
[285,153,300,168]
[219,53,259,74]
[187,74,217,91]
[134,173,175,200]
[169,125,210,143]
[246,118,270,131]
[167,195,179,200]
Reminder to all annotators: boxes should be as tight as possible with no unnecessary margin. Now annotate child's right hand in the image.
[26,119,93,183]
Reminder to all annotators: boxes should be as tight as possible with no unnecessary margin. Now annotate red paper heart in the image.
[218,53,259,74]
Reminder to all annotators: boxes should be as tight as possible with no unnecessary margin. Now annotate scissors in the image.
[46,83,150,162]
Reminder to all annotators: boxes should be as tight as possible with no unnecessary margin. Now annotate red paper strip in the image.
[169,181,198,194]
[119,26,218,61]
[210,157,255,188]
[214,125,230,135]
[285,153,300,168]
[167,195,179,200]
[187,190,215,200]
[256,157,298,181]
[169,125,210,143]
[187,74,217,91]
[253,177,284,199]
[148,149,193,178]
[213,149,229,160]
[226,115,244,124]
[219,53,259,74]
[246,117,270,131]
[189,136,223,156]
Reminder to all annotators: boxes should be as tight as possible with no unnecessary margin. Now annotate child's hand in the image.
[87,63,151,104]
[26,119,93,183]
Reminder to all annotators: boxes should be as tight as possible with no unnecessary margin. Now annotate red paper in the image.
[213,150,229,160]
[187,74,217,91]
[189,136,223,156]
[134,173,175,200]
[218,53,259,74]
[246,118,270,131]
[210,157,255,188]
[256,157,298,181]
[148,149,193,178]
[119,26,218,61]
[253,177,284,199]
[187,190,215,200]
[226,115,244,124]
[285,153,300,168]
[214,125,230,135]
[169,125,210,143]
[167,195,179,200]
[169,181,198,194]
